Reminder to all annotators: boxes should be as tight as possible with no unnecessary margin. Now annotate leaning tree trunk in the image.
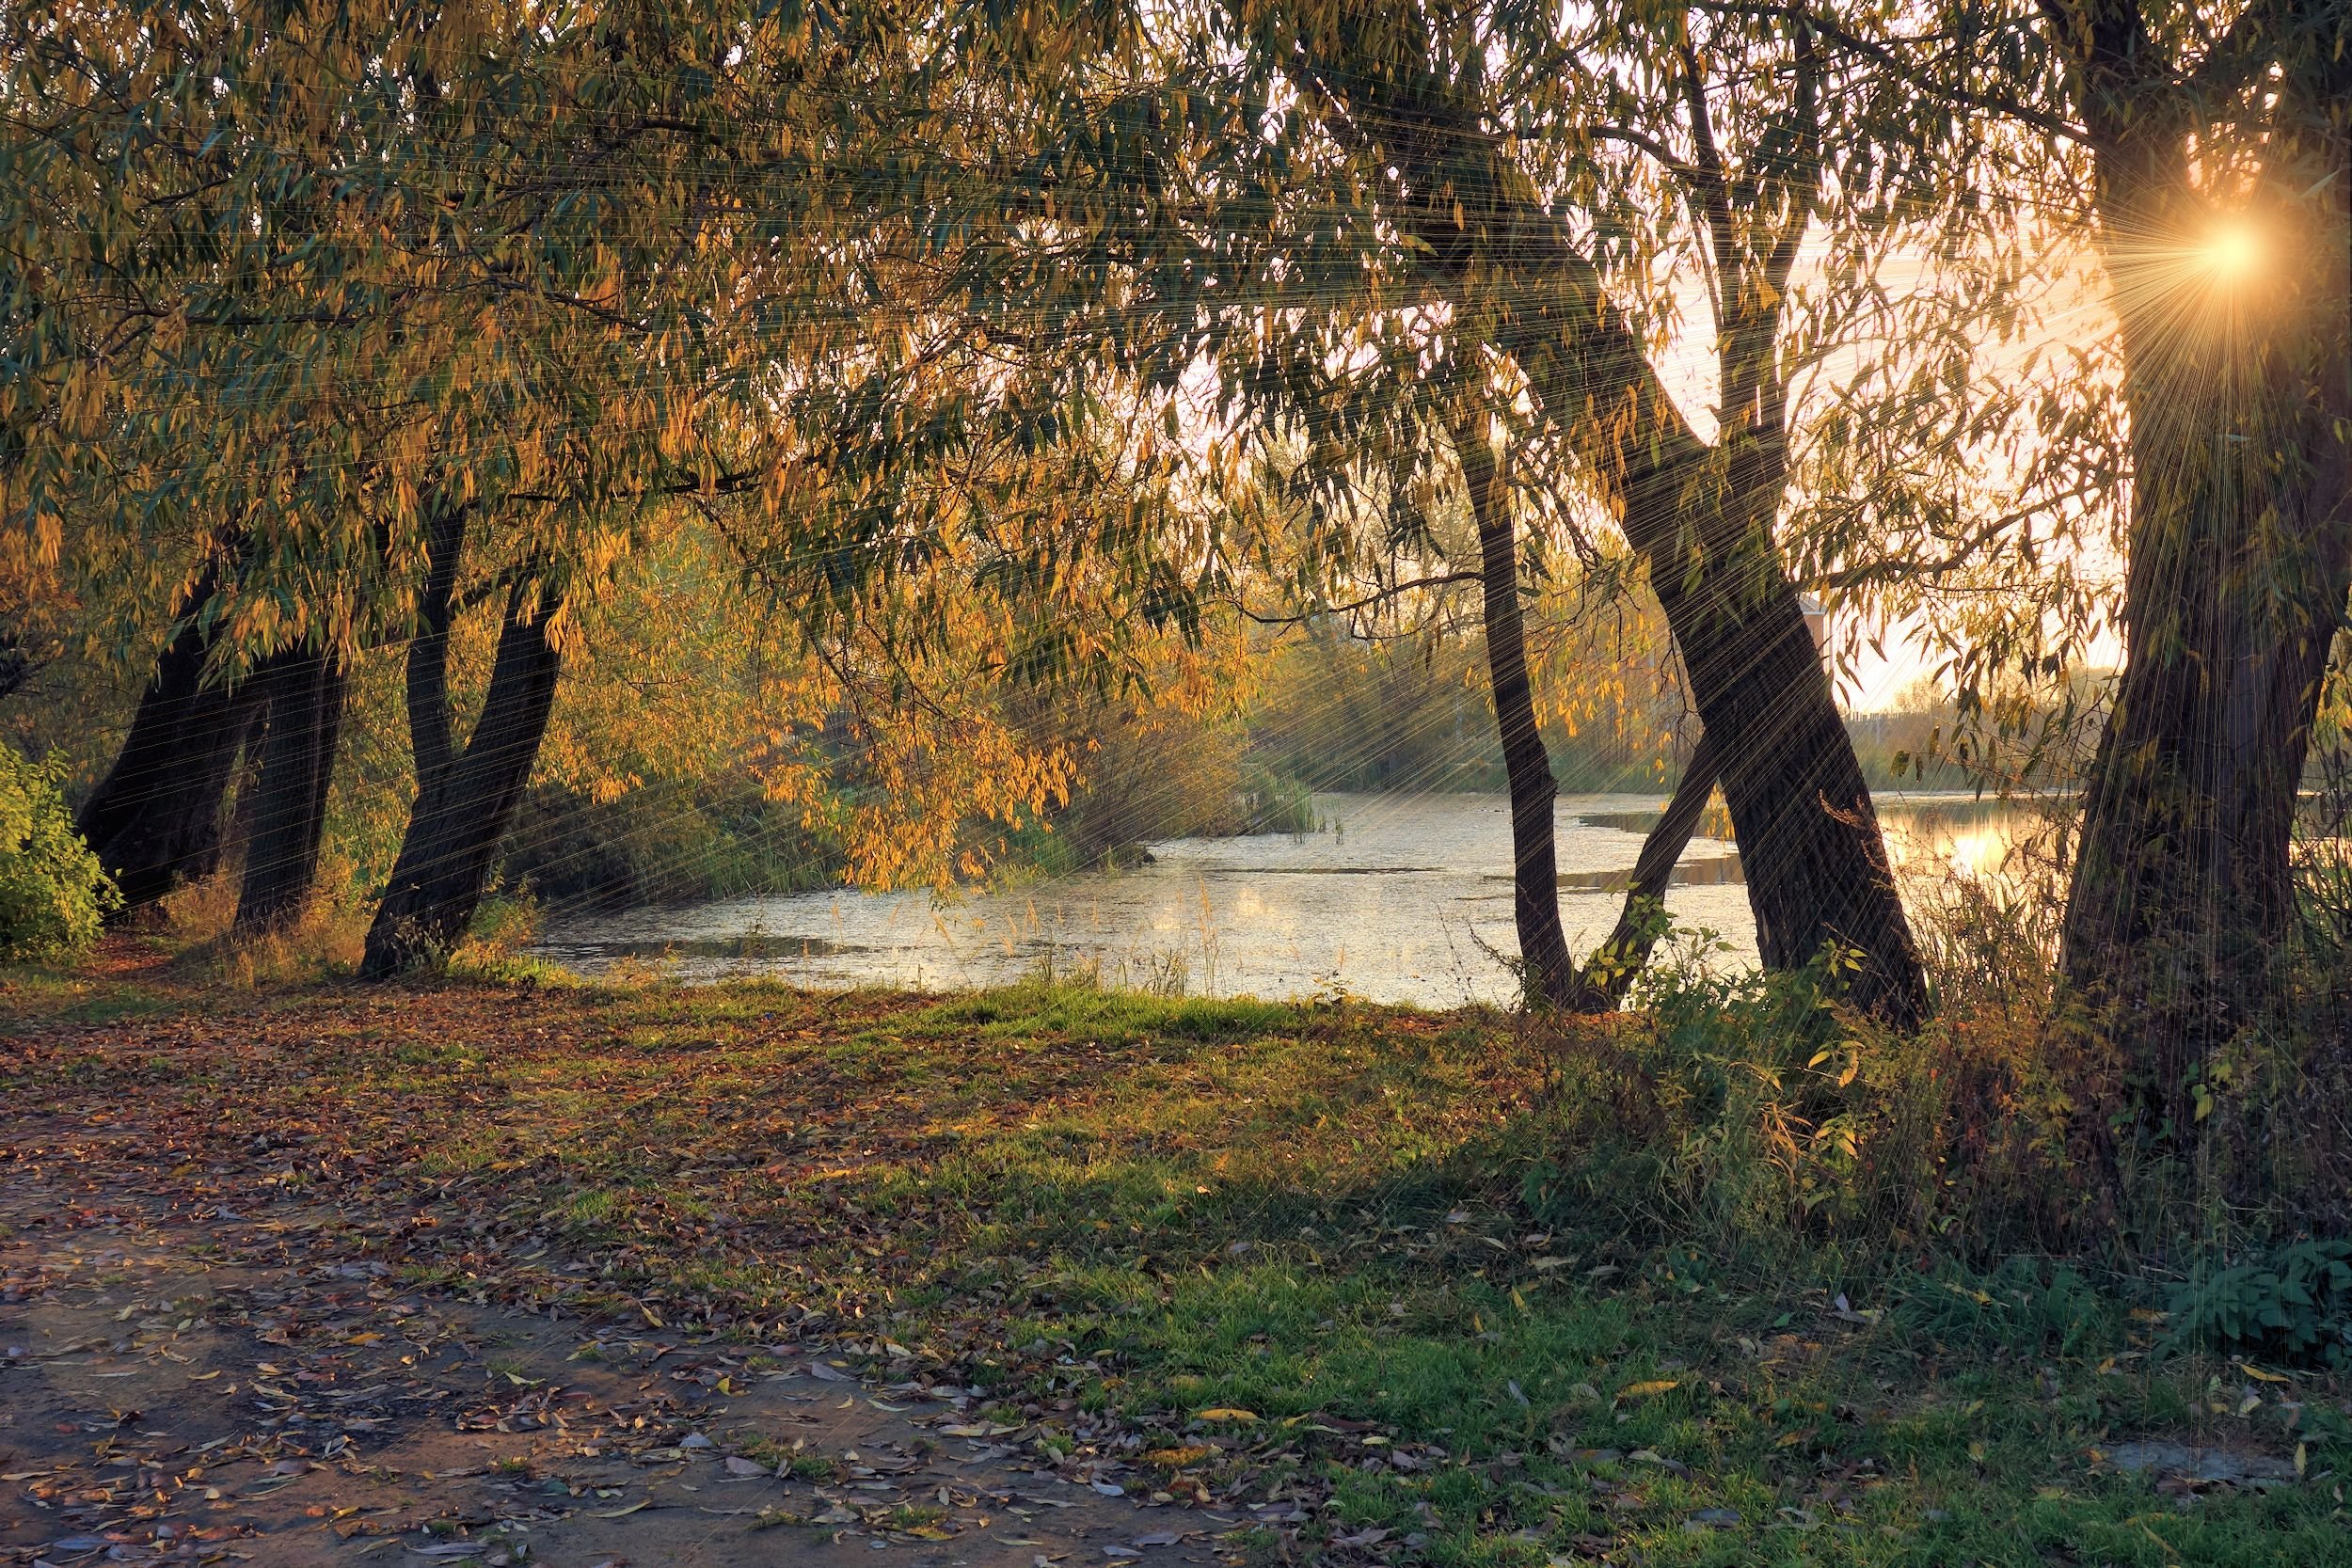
[1570,733,1722,1011]
[1449,401,1576,1006]
[231,647,349,935]
[361,511,563,977]
[1295,38,1927,1024]
[1617,460,1919,1021]
[1486,281,1921,1022]
[74,570,266,914]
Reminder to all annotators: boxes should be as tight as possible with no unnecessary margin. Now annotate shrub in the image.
[1523,932,2114,1260]
[2163,1240,2352,1369]
[1892,1257,2122,1358]
[0,746,119,962]
[1236,766,1317,836]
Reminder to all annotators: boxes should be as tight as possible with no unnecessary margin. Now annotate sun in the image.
[2202,221,2261,279]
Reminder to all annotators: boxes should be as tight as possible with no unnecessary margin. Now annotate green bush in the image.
[0,746,119,962]
[2164,1240,2352,1369]
[1236,766,1317,835]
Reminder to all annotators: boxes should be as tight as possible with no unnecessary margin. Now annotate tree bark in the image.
[1449,401,1576,1005]
[361,509,564,978]
[231,647,348,935]
[1570,733,1722,1011]
[73,571,265,915]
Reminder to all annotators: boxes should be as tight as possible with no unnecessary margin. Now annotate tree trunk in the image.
[361,512,563,978]
[73,572,265,915]
[1293,36,1927,1024]
[1571,733,1721,1011]
[1499,258,1920,1023]
[1449,401,1576,1006]
[1618,463,1917,1021]
[231,648,348,935]
[2052,8,2352,1127]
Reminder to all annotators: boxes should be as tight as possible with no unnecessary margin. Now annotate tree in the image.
[1571,734,1723,1011]
[361,503,564,974]
[69,566,265,912]
[232,645,349,934]
[1313,8,1922,1021]
[1449,390,1578,1000]
[2042,0,2351,1117]
[995,1,1925,1014]
[1753,0,2351,1128]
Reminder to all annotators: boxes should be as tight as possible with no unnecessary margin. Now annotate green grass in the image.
[0,955,183,1030]
[4,972,2345,1563]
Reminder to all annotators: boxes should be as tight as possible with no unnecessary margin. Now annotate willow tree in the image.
[944,0,1927,1014]
[6,0,498,928]
[3,3,287,915]
[9,0,805,952]
[2041,1,2350,1118]
[10,0,1241,962]
[1745,0,2352,1131]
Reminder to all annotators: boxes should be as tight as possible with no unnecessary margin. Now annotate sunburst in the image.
[2198,220,2261,282]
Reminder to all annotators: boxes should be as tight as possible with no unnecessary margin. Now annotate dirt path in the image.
[0,1159,1233,1568]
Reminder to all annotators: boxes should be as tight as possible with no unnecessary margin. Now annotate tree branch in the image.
[1694,0,2088,141]
[1227,572,1484,626]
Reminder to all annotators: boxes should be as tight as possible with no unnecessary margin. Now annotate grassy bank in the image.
[3,961,2346,1565]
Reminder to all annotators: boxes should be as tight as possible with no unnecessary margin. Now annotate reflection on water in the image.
[529,790,2038,1006]
[1552,852,1746,892]
[1876,795,2055,894]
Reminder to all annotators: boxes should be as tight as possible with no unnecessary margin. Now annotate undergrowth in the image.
[8,914,2351,1563]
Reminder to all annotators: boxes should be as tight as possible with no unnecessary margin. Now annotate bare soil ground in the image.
[0,1141,1227,1567]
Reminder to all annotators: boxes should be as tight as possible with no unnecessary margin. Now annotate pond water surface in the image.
[528,791,2036,1007]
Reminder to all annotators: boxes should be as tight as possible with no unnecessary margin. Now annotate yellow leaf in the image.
[1196,1408,1258,1423]
[1616,1380,1679,1402]
[2238,1363,2291,1384]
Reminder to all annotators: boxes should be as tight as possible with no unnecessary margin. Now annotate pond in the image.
[527,791,2041,1006]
